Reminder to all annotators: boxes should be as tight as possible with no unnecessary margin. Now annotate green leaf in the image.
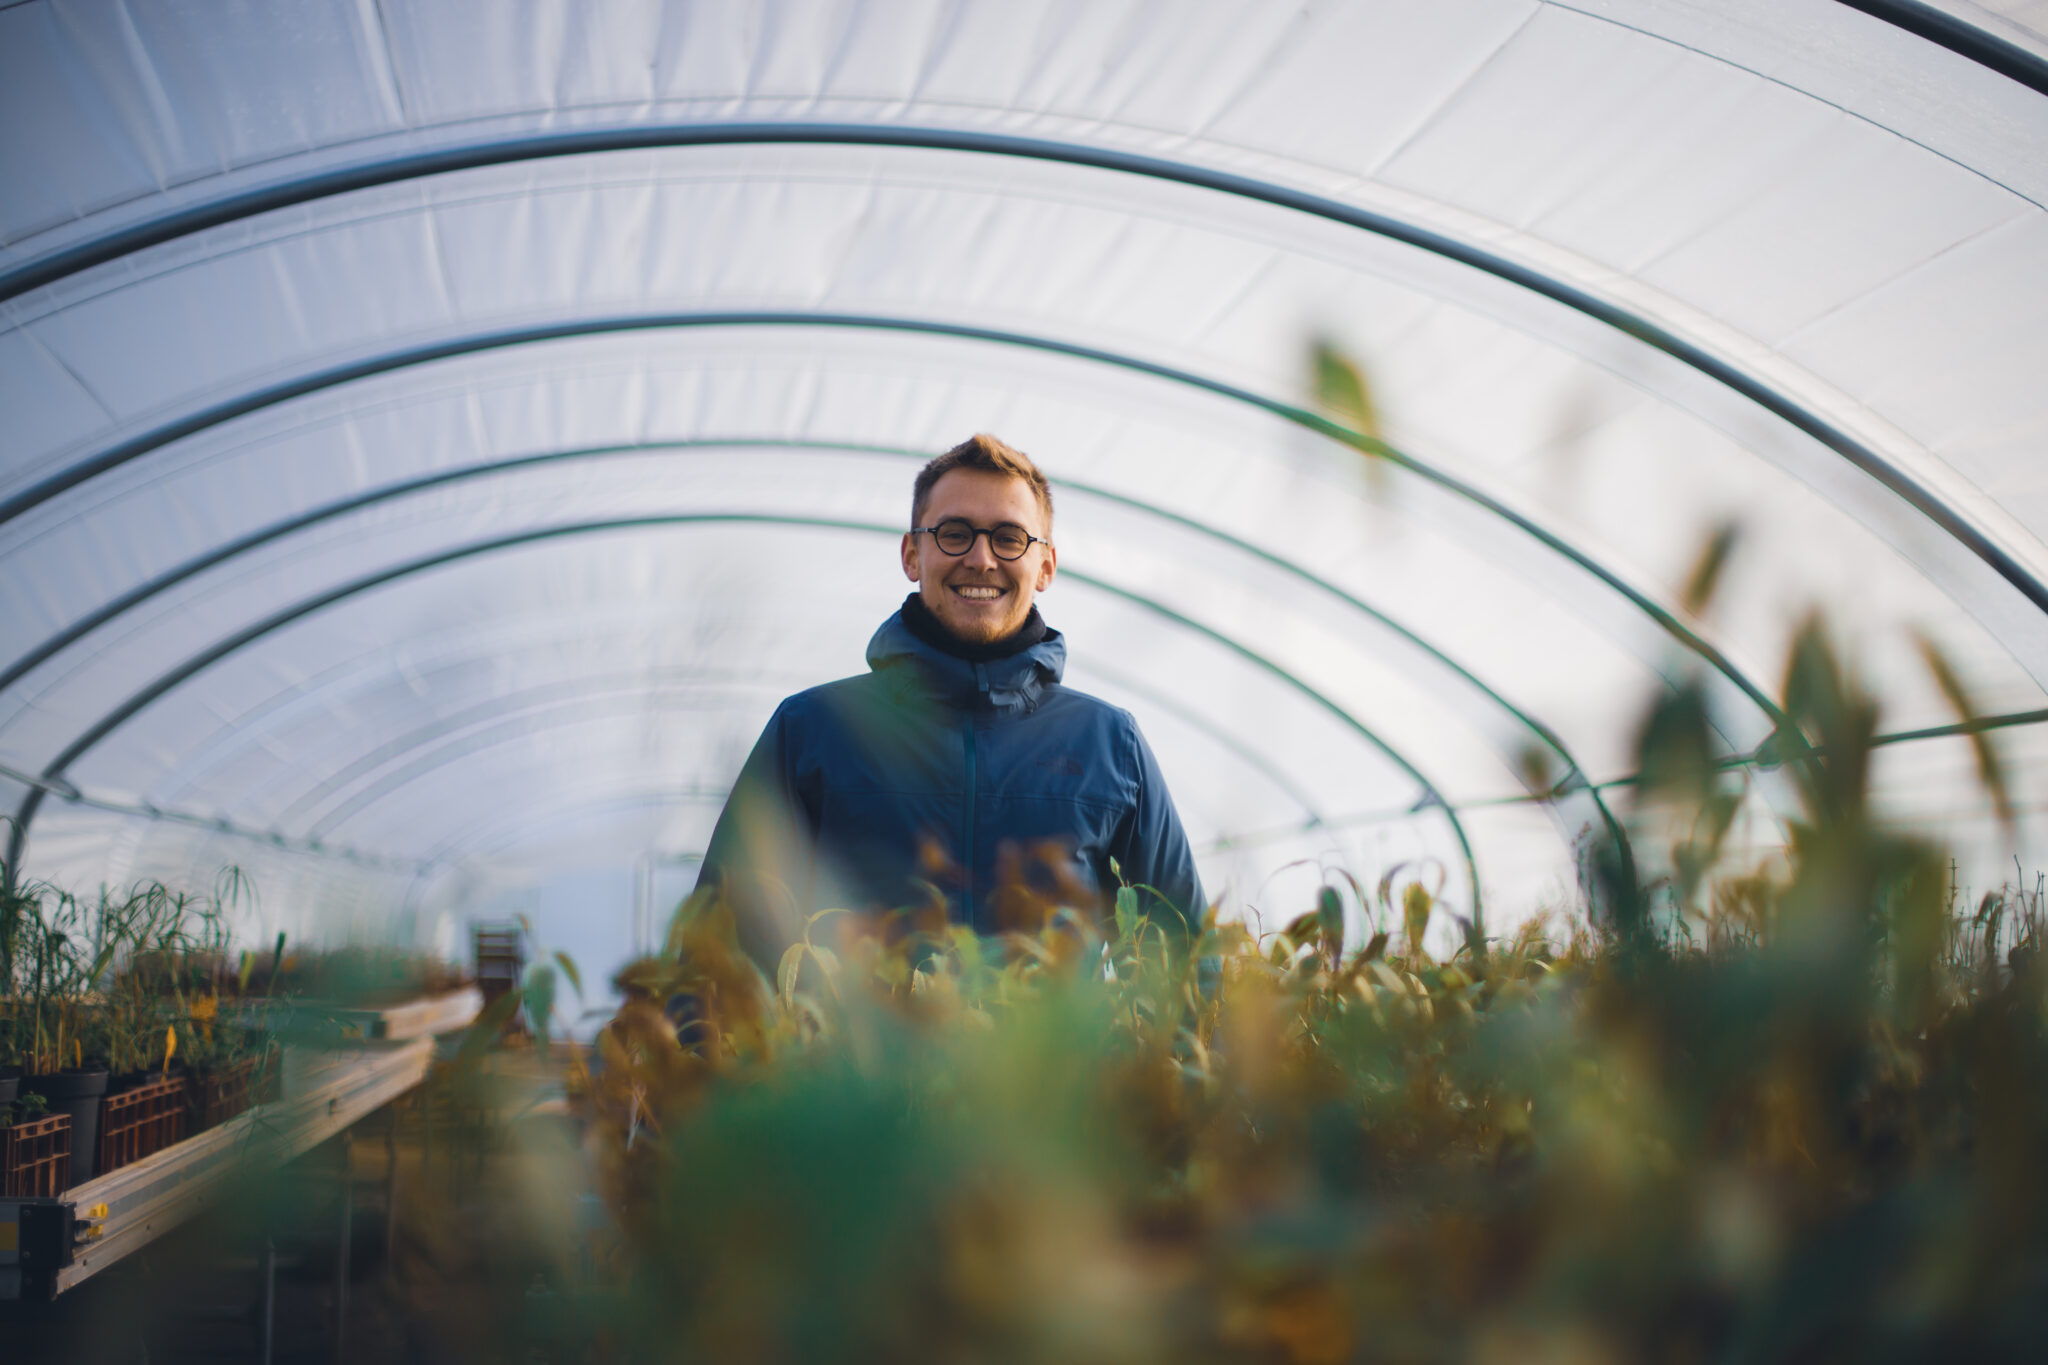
[1632,679,1716,806]
[1403,882,1433,962]
[1680,521,1740,617]
[552,950,584,1001]
[523,962,558,1043]
[454,986,523,1072]
[778,942,806,1005]
[1115,885,1140,944]
[1917,630,2014,835]
[1311,339,1382,442]
[1317,886,1344,946]
[804,907,851,948]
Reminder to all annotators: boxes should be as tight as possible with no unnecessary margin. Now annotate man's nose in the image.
[961,533,1000,569]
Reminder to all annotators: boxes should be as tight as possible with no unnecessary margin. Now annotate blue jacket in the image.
[698,607,1203,960]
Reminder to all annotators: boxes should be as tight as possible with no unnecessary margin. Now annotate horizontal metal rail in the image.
[0,1035,447,1300]
[238,987,483,1044]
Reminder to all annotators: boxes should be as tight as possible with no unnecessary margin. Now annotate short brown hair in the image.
[912,434,1054,534]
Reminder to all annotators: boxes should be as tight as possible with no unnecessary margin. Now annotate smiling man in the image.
[696,433,1204,964]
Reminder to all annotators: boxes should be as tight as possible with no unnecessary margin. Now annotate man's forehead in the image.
[923,469,1044,527]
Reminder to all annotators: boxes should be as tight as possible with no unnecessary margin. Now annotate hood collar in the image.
[866,607,1066,713]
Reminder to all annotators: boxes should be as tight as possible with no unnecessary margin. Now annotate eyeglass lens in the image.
[933,520,1032,559]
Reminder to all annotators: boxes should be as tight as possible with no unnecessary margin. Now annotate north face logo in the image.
[1036,755,1085,776]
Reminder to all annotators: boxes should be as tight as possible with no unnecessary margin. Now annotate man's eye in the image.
[935,523,975,550]
[991,528,1030,555]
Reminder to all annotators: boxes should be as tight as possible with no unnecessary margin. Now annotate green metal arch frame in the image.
[399,786,730,918]
[0,121,2033,638]
[270,671,810,830]
[275,667,1332,844]
[7,513,1490,926]
[0,310,1787,739]
[2,435,1626,856]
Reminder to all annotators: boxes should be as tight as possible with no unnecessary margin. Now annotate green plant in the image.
[267,943,469,1007]
[534,603,2048,1364]
[1,881,114,1076]
[3,1088,49,1125]
[0,864,275,1082]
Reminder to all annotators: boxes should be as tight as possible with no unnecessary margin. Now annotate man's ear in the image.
[901,532,921,583]
[1035,542,1057,592]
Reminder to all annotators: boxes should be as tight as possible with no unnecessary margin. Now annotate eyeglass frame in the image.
[909,517,1052,562]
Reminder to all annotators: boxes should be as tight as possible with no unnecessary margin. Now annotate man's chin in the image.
[943,616,1007,645]
[929,595,1017,644]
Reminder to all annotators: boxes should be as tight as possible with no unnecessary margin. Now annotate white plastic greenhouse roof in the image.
[3,0,2046,945]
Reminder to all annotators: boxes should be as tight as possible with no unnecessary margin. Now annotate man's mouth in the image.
[950,584,1006,602]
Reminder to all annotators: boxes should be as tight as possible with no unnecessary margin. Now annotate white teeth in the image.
[953,586,1003,600]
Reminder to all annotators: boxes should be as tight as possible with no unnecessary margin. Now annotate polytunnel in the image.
[3,0,2047,979]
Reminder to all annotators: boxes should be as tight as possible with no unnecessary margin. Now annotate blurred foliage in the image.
[526,618,2048,1363]
[263,942,470,1007]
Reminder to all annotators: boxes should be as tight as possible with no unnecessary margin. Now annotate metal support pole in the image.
[334,1129,352,1364]
[383,1106,400,1273]
[259,1235,277,1365]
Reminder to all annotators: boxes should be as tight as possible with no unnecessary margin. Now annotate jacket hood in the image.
[865,608,1066,713]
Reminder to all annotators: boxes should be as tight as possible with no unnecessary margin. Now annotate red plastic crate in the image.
[97,1075,189,1175]
[3,1112,72,1197]
[186,1055,257,1132]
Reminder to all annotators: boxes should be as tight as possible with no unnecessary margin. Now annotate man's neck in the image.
[900,593,1048,663]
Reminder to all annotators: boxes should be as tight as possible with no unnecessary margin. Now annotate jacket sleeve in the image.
[1110,715,1206,931]
[695,701,816,970]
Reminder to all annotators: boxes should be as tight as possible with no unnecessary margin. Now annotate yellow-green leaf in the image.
[1311,340,1382,443]
[1917,630,2014,834]
[1680,521,1740,617]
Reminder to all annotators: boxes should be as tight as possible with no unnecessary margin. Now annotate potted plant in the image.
[176,886,281,1129]
[1,868,25,1107]
[93,882,213,1172]
[5,880,111,1184]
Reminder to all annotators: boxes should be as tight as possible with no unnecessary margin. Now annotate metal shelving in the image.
[1,1034,443,1302]
[237,985,485,1044]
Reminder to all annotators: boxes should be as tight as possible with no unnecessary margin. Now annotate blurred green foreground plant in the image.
[535,609,2048,1365]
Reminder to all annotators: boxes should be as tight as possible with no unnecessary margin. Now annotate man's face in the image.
[900,469,1057,645]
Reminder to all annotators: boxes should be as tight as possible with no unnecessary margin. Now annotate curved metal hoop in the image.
[0,310,1788,736]
[6,513,1491,926]
[0,436,1627,848]
[1,122,2035,619]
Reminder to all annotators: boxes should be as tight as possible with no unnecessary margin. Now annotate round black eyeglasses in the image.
[912,519,1049,561]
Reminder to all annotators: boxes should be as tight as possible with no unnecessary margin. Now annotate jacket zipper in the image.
[964,663,988,925]
[961,711,979,924]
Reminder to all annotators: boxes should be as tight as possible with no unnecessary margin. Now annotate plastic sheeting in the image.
[2,0,2046,952]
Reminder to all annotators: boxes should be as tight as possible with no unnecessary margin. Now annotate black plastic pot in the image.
[24,1068,110,1184]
